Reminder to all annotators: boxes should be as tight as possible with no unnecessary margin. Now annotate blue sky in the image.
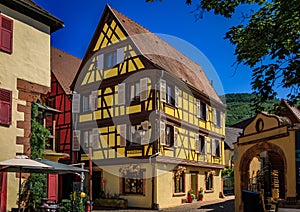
[34,0,254,96]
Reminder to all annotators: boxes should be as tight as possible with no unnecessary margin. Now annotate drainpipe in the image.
[149,152,159,209]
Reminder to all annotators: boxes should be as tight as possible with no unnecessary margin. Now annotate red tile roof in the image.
[1,0,63,32]
[51,47,81,94]
[110,6,223,105]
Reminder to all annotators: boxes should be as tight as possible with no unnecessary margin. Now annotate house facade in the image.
[234,100,300,211]
[42,47,81,200]
[0,0,63,210]
[72,5,225,209]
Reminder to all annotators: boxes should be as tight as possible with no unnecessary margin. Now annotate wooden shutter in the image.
[72,93,80,113]
[196,99,200,118]
[0,88,12,126]
[195,134,200,153]
[89,90,98,111]
[173,126,179,148]
[48,174,58,201]
[206,104,209,121]
[141,121,149,145]
[203,137,207,155]
[118,83,125,105]
[0,15,13,53]
[213,108,217,125]
[140,78,148,101]
[72,130,80,151]
[175,86,179,108]
[219,140,222,157]
[119,124,126,147]
[117,47,124,64]
[160,79,166,102]
[97,54,104,70]
[91,128,99,149]
[159,121,166,145]
[220,112,223,127]
[212,139,216,156]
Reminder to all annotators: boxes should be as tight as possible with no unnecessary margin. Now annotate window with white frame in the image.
[205,171,214,190]
[212,139,221,157]
[200,135,205,154]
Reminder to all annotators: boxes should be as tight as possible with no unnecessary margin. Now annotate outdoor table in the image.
[38,205,62,212]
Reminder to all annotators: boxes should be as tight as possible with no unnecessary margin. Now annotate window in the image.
[104,51,117,69]
[82,95,89,112]
[82,91,98,112]
[0,88,12,126]
[200,102,207,120]
[166,85,175,106]
[102,47,124,70]
[166,125,174,146]
[200,135,205,154]
[46,97,55,109]
[0,15,13,54]
[174,168,185,193]
[82,128,99,149]
[128,82,140,103]
[129,121,149,146]
[72,130,80,151]
[213,108,222,127]
[121,165,144,195]
[205,171,214,191]
[83,130,90,149]
[212,139,221,157]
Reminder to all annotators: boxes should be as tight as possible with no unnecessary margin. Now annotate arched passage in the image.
[239,142,287,198]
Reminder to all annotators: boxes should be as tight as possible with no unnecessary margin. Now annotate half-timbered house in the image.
[71,5,225,209]
[42,47,81,200]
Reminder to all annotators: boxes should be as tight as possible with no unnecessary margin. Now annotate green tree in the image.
[147,0,300,110]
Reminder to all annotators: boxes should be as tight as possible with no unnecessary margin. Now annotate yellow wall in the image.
[0,5,51,209]
[101,163,223,209]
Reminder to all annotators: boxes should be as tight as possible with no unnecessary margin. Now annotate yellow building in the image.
[72,5,225,209]
[0,0,63,210]
[234,100,300,211]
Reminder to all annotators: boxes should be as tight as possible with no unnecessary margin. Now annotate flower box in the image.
[94,198,128,209]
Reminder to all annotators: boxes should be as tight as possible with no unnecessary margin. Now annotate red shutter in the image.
[0,15,13,53]
[48,174,58,201]
[0,88,12,126]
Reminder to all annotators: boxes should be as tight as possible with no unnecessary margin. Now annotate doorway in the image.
[191,172,198,197]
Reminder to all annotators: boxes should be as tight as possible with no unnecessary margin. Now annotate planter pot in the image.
[188,195,193,203]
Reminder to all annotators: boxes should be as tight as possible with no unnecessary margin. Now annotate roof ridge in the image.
[108,5,151,35]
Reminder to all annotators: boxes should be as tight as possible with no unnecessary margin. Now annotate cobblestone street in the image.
[94,195,235,212]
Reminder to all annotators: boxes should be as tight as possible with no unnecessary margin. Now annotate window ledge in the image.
[164,146,175,150]
[173,192,186,197]
[205,189,214,193]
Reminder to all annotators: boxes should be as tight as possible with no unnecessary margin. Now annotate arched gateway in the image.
[234,110,300,212]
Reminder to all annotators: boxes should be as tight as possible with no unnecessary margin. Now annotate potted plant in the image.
[187,189,193,203]
[198,187,204,201]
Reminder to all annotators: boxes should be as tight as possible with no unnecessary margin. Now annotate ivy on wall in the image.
[19,103,50,209]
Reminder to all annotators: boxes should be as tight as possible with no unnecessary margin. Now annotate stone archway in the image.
[239,142,287,197]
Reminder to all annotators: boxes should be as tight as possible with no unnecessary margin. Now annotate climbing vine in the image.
[19,103,50,209]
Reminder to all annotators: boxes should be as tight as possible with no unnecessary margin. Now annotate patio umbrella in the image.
[0,155,52,211]
[33,158,88,174]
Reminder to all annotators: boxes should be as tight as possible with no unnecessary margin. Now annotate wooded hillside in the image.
[222,93,278,126]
